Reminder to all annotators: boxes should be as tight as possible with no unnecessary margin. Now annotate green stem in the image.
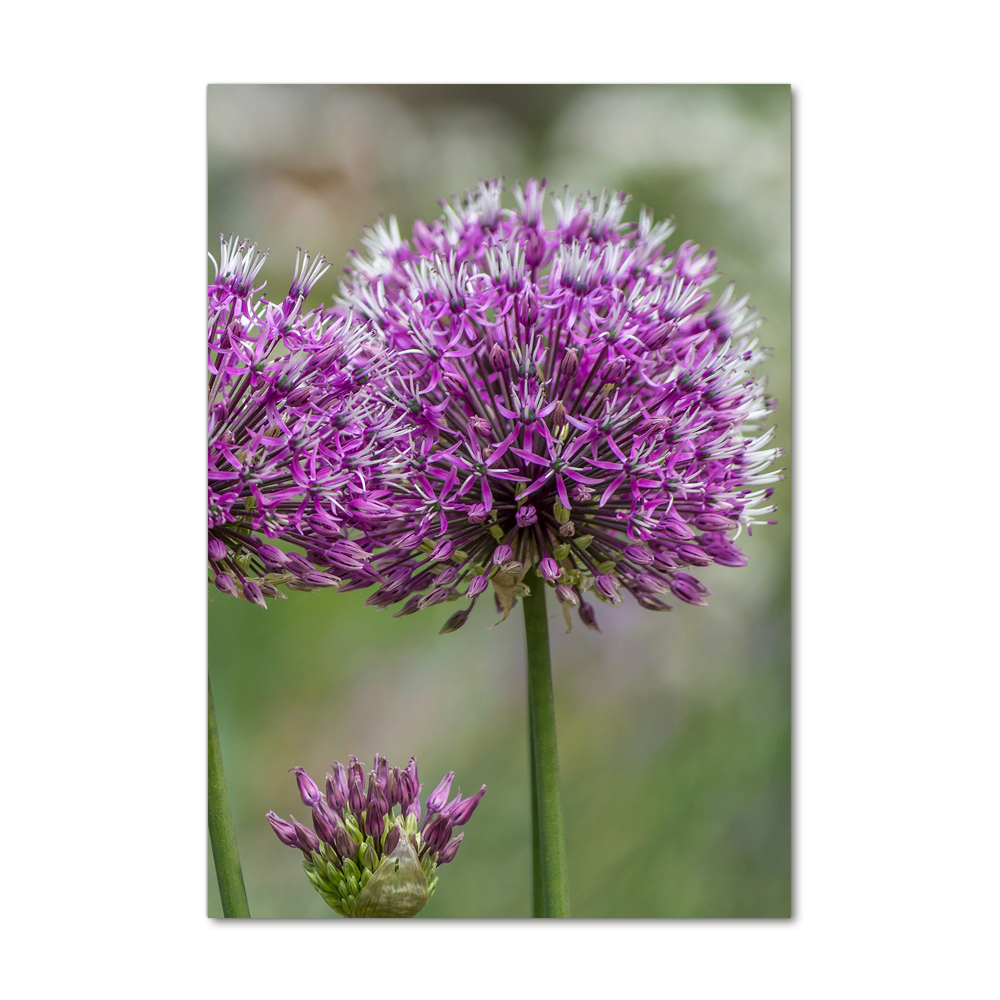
[528,705,543,917]
[522,583,570,917]
[208,677,251,918]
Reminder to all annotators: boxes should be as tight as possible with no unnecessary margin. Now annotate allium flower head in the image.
[208,236,405,607]
[267,753,484,917]
[338,180,782,631]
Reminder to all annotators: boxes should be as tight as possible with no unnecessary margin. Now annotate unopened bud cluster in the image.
[267,753,484,917]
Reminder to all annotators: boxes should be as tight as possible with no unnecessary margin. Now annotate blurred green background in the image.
[207,84,791,918]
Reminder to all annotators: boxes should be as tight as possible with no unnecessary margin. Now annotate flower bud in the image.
[348,774,365,814]
[208,538,227,563]
[382,824,401,857]
[360,841,378,871]
[515,506,538,527]
[426,771,455,814]
[693,512,737,532]
[467,574,489,598]
[489,344,509,371]
[468,416,492,437]
[266,811,299,848]
[284,552,314,575]
[600,358,628,385]
[562,348,579,379]
[623,544,654,565]
[675,543,713,567]
[242,580,267,608]
[571,484,594,502]
[439,607,472,634]
[539,558,562,582]
[365,805,385,840]
[422,813,454,854]
[257,544,288,569]
[290,766,321,807]
[669,572,711,606]
[516,291,539,327]
[492,544,513,566]
[595,574,622,603]
[437,833,464,864]
[555,583,578,605]
[551,400,568,428]
[333,825,357,860]
[467,504,490,523]
[578,599,601,632]
[290,815,320,855]
[312,801,340,845]
[429,539,455,562]
[214,572,239,598]
[448,785,486,826]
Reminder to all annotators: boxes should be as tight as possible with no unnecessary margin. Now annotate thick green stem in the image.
[528,706,543,917]
[208,677,250,918]
[522,583,570,917]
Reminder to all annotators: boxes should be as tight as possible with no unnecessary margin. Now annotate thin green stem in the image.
[528,704,543,917]
[208,677,251,918]
[522,583,570,917]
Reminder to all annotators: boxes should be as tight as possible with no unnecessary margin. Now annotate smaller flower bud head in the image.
[266,811,299,848]
[386,767,402,808]
[493,544,513,566]
[562,347,579,378]
[426,771,456,814]
[595,574,622,603]
[578,599,601,632]
[406,756,419,793]
[242,580,267,608]
[515,506,538,527]
[290,766,321,807]
[540,558,562,582]
[467,504,489,523]
[433,565,459,586]
[437,833,464,865]
[449,785,486,826]
[214,572,238,598]
[469,416,492,437]
[208,538,227,563]
[467,574,489,598]
[643,319,678,351]
[523,228,547,269]
[572,484,594,502]
[675,543,713,567]
[290,815,320,856]
[257,544,288,569]
[439,606,472,634]
[559,520,576,537]
[551,400,568,428]
[382,824,401,857]
[555,583,578,605]
[489,343,510,371]
[670,571,712,605]
[430,539,455,562]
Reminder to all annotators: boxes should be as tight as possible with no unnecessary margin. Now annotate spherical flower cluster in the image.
[337,180,782,632]
[267,753,485,917]
[208,236,404,608]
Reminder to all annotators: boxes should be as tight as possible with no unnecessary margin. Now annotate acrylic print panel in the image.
[207,84,791,918]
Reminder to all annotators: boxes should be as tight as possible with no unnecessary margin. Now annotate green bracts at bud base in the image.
[352,834,428,917]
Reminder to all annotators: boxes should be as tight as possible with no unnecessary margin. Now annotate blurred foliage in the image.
[208,84,790,918]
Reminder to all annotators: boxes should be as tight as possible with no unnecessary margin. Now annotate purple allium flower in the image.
[267,753,484,917]
[338,180,782,632]
[207,235,404,608]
